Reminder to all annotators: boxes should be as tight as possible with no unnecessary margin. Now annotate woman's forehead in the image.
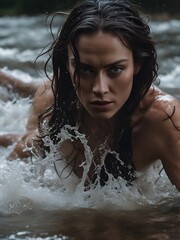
[67,33,134,69]
[68,32,131,59]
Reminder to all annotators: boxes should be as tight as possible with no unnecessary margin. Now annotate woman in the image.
[5,0,180,190]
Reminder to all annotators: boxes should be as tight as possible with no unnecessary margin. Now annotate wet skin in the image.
[67,32,140,121]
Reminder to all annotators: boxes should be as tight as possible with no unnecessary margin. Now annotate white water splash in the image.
[0,105,178,216]
[0,98,30,134]
[159,65,180,88]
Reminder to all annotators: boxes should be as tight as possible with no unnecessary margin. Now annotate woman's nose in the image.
[92,73,109,95]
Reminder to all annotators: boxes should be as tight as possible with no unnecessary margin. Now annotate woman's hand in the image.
[7,129,39,160]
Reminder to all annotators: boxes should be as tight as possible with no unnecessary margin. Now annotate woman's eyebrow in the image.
[104,59,128,68]
[70,59,128,68]
[79,62,93,68]
[79,59,128,68]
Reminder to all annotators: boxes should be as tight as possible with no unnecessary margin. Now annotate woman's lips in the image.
[91,100,111,105]
[90,100,113,111]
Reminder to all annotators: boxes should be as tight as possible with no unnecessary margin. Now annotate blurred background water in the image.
[0,13,180,240]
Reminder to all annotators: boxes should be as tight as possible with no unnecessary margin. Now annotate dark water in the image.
[0,15,180,240]
[0,200,180,240]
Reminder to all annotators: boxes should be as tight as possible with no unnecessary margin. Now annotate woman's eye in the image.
[109,66,123,74]
[80,66,94,75]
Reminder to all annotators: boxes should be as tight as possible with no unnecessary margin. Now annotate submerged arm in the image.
[8,81,54,160]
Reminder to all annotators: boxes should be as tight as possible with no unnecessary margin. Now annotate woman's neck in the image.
[79,113,116,150]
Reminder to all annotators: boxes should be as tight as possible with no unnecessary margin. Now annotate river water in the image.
[0,15,180,240]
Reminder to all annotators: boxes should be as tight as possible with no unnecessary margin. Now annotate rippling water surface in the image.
[0,15,180,240]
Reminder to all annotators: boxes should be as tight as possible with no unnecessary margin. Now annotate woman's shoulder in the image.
[131,85,180,173]
[131,85,180,142]
[136,86,179,124]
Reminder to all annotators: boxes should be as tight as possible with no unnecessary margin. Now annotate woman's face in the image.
[67,32,140,120]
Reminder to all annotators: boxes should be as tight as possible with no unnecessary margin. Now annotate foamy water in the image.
[0,15,180,239]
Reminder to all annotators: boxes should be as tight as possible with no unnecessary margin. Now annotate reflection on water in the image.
[1,200,180,240]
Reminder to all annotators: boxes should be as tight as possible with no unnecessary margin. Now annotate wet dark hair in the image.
[39,0,158,143]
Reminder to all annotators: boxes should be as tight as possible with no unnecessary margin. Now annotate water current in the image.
[0,15,180,240]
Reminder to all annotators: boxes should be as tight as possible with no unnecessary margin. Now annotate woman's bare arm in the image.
[132,88,180,191]
[158,99,180,190]
[0,70,39,98]
[26,80,54,131]
[7,81,54,159]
